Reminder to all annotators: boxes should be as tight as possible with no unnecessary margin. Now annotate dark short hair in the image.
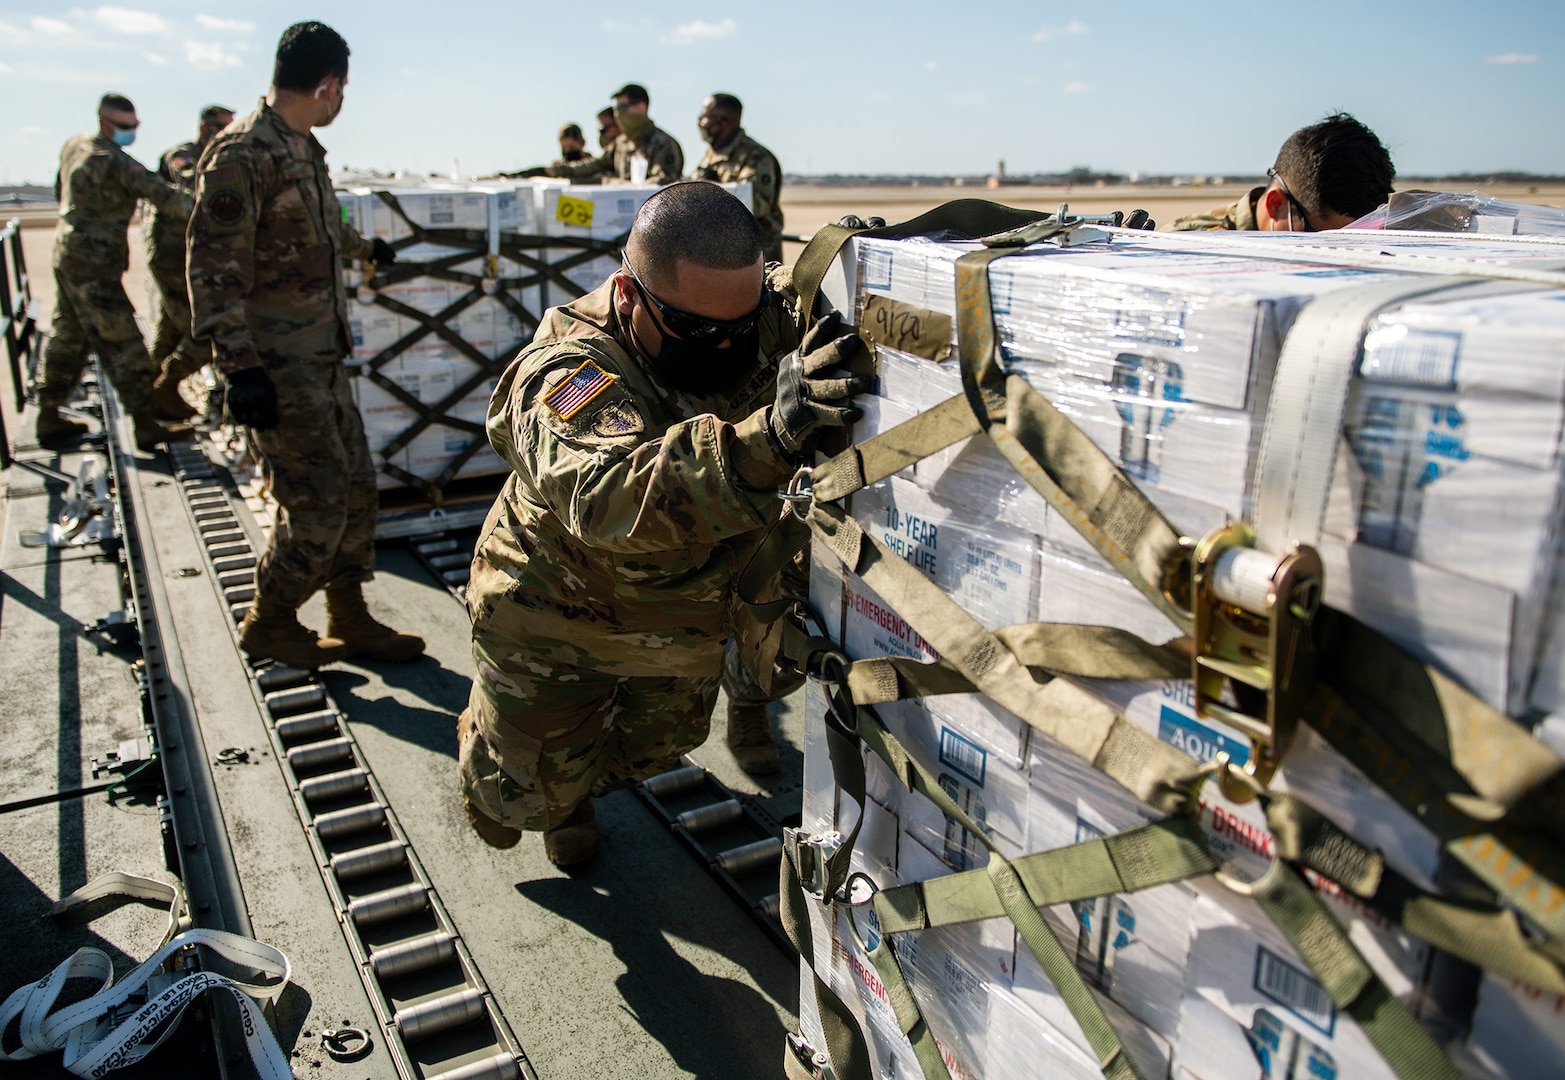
[707,93,743,117]
[99,93,135,114]
[612,82,650,106]
[1273,113,1395,221]
[273,21,350,93]
[597,106,616,121]
[628,181,763,292]
[559,123,583,142]
[200,103,235,126]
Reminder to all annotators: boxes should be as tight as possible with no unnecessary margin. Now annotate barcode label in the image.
[1360,326,1461,387]
[938,727,986,786]
[1254,946,1336,1036]
[861,248,893,292]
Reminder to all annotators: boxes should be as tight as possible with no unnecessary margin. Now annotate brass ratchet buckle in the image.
[1191,523,1323,803]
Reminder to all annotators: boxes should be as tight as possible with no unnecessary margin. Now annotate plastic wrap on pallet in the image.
[1345,191,1565,236]
[1462,974,1565,1078]
[826,229,1565,719]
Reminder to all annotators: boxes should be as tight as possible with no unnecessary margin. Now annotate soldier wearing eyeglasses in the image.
[1169,113,1394,232]
[460,182,869,866]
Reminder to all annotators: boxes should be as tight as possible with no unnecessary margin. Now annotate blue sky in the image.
[1,0,1560,184]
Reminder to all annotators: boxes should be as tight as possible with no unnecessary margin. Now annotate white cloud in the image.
[1064,81,1094,94]
[1485,52,1539,65]
[32,16,75,35]
[661,18,737,45]
[144,50,166,65]
[95,6,167,33]
[185,40,241,69]
[922,60,939,71]
[19,124,45,135]
[1033,19,1089,43]
[196,14,255,32]
[599,17,652,34]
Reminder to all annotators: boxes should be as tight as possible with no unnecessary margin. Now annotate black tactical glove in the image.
[695,166,720,181]
[515,166,549,178]
[225,367,279,431]
[836,214,887,230]
[769,311,870,457]
[370,237,397,265]
[1119,209,1156,231]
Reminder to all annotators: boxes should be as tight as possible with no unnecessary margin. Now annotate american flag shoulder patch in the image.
[543,359,616,420]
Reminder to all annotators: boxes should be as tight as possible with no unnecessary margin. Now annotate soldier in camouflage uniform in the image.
[34,93,193,451]
[1169,113,1394,232]
[187,21,423,672]
[692,94,785,265]
[460,182,868,865]
[541,108,617,184]
[548,84,683,186]
[146,104,234,422]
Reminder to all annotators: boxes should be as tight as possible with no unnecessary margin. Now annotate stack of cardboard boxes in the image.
[797,225,1565,1078]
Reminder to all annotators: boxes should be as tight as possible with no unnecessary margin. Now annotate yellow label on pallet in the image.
[555,194,594,227]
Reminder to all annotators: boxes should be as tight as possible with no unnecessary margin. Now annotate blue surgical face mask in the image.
[111,128,136,147]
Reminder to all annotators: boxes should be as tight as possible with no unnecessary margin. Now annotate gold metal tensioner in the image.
[1188,523,1324,803]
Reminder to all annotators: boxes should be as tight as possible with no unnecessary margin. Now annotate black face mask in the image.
[631,318,760,395]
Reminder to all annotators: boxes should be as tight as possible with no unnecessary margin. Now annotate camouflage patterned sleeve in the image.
[648,131,684,186]
[187,142,264,374]
[507,349,792,554]
[121,153,193,219]
[546,153,611,183]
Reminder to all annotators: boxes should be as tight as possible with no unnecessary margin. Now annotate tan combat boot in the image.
[458,710,523,849]
[238,596,350,669]
[543,800,599,867]
[131,408,188,453]
[325,583,426,663]
[34,405,91,447]
[150,375,197,422]
[726,700,780,776]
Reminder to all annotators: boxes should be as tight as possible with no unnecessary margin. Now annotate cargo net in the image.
[768,207,1565,1080]
[349,190,625,504]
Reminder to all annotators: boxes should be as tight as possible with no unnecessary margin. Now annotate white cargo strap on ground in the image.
[0,873,294,1078]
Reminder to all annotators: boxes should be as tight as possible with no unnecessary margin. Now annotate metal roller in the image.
[675,799,743,834]
[228,603,249,624]
[330,839,407,881]
[427,553,469,570]
[715,837,783,876]
[211,554,256,572]
[255,665,309,692]
[394,988,485,1041]
[299,767,369,804]
[274,709,339,743]
[265,685,327,716]
[414,538,461,556]
[216,569,254,589]
[314,803,387,839]
[192,506,230,521]
[347,882,429,927]
[1209,545,1282,613]
[196,516,237,533]
[424,1053,522,1080]
[758,893,782,921]
[641,765,706,798]
[286,737,353,770]
[201,529,245,546]
[222,585,255,605]
[369,931,456,980]
[207,541,251,559]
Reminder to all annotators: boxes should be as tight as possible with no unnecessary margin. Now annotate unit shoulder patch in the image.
[542,359,616,420]
[204,189,245,225]
[591,399,644,438]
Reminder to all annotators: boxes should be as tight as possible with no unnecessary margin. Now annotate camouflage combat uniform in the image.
[36,133,192,415]
[545,148,612,185]
[695,129,785,263]
[550,121,684,186]
[461,268,804,832]
[187,101,378,611]
[1166,186,1264,231]
[147,139,206,385]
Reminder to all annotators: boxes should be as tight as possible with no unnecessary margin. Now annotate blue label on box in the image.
[861,248,893,292]
[938,727,986,786]
[1158,705,1249,766]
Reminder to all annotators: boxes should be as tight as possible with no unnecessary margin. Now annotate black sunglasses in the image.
[621,256,770,345]
[1267,167,1316,233]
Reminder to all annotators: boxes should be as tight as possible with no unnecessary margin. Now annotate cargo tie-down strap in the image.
[764,202,1565,1080]
[352,191,629,502]
[0,873,296,1077]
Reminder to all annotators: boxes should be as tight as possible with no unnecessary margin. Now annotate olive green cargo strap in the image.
[864,938,953,1080]
[1247,860,1462,1080]
[1266,792,1565,994]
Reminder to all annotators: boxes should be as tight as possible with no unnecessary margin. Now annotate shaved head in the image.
[626,181,763,294]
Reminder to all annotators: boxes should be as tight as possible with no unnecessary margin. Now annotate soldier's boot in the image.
[325,583,426,663]
[150,374,196,423]
[543,800,599,867]
[34,405,90,447]
[726,701,781,776]
[458,709,523,849]
[131,407,189,453]
[238,596,350,669]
